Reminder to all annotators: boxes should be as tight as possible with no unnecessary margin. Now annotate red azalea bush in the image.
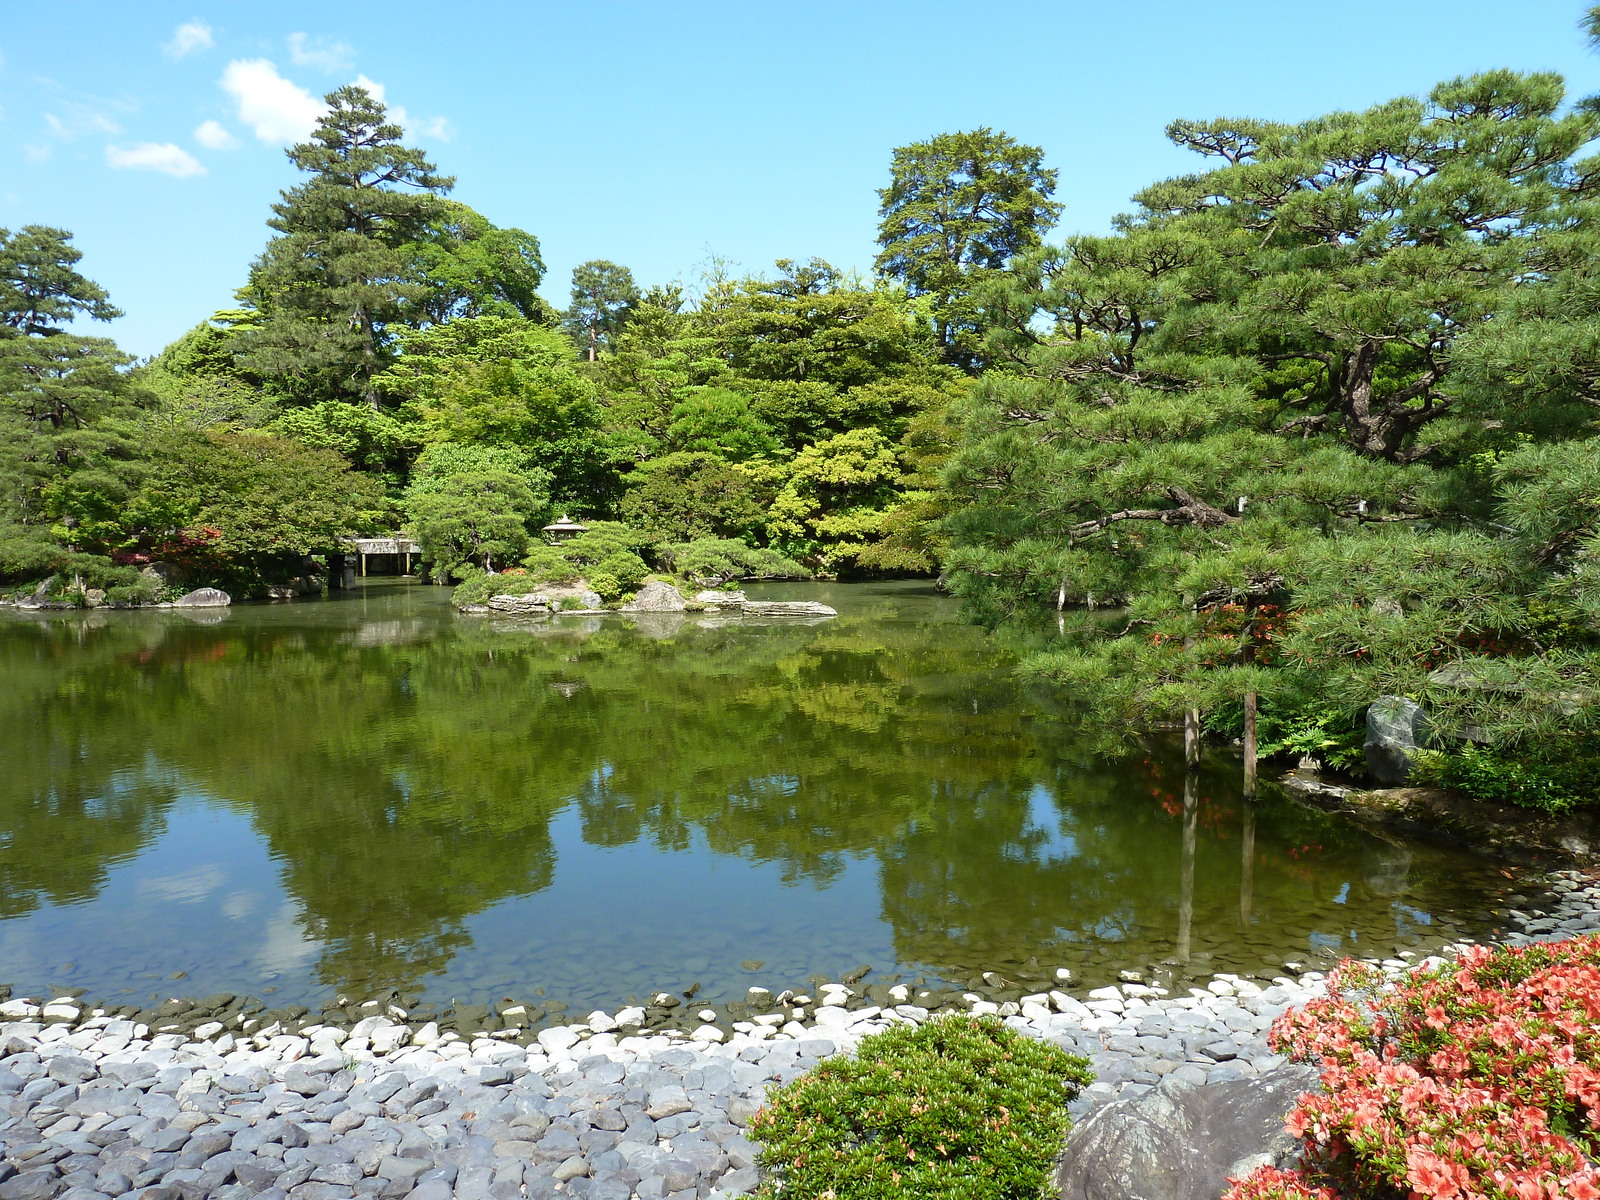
[1225,935,1600,1200]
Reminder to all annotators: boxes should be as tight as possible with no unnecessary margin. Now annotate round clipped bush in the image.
[749,1014,1092,1200]
[1227,935,1600,1199]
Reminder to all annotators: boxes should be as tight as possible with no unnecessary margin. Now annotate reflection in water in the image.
[1177,769,1197,965]
[0,581,1507,1010]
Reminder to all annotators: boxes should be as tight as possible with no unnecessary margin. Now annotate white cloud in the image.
[44,106,121,140]
[220,59,324,144]
[106,141,207,177]
[288,32,353,72]
[163,21,214,60]
[193,119,239,150]
[352,74,386,103]
[24,145,50,163]
[351,75,449,141]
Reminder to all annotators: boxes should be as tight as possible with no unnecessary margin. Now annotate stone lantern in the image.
[541,514,588,544]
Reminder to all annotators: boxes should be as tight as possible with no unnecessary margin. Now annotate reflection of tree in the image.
[0,620,180,918]
[0,582,1498,1001]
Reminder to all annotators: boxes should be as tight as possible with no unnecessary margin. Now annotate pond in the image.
[0,580,1510,1014]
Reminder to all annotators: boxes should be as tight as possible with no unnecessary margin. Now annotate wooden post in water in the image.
[1177,768,1198,963]
[1242,691,1258,800]
[1239,789,1256,926]
[360,552,367,577]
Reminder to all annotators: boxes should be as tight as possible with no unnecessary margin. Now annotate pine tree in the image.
[240,86,454,409]
[942,70,1600,758]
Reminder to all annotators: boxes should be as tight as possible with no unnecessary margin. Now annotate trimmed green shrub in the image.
[657,537,811,586]
[749,1014,1091,1200]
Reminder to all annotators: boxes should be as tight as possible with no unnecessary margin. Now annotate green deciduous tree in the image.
[405,200,552,326]
[617,450,769,542]
[765,427,904,569]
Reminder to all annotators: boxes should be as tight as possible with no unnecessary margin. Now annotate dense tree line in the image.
[9,12,1600,803]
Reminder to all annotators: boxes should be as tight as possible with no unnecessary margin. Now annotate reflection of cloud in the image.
[221,890,258,921]
[256,901,320,974]
[136,863,224,903]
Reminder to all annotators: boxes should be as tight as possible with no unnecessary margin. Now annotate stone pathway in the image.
[1,869,1593,1200]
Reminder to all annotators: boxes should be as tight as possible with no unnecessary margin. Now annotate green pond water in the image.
[0,579,1511,1013]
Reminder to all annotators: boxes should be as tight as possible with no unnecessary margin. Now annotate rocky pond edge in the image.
[1,868,1596,1200]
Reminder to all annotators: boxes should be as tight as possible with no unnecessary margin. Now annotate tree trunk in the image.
[1185,706,1201,767]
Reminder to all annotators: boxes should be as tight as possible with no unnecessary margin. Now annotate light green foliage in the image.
[408,441,553,498]
[272,401,412,475]
[665,387,779,460]
[553,521,659,568]
[749,1014,1091,1200]
[381,316,612,505]
[403,200,551,326]
[876,130,1060,369]
[765,428,904,569]
[405,443,552,579]
[406,473,542,578]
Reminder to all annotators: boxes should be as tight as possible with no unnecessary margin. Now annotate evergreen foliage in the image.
[749,1014,1091,1200]
[239,85,454,408]
[942,65,1600,772]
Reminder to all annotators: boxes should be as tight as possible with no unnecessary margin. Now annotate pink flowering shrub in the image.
[1225,935,1600,1200]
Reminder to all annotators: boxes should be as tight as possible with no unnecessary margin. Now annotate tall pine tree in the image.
[240,86,453,409]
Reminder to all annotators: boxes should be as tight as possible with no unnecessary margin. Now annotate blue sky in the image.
[3,1,1597,358]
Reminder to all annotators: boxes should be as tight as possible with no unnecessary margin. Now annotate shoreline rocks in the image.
[2,869,1594,1199]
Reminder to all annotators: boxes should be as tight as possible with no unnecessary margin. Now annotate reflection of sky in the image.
[1022,784,1079,864]
[0,795,309,1003]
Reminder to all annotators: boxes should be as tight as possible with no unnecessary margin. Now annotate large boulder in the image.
[540,583,604,610]
[622,580,686,612]
[1058,1065,1317,1200]
[486,594,552,614]
[741,600,837,617]
[1364,695,1430,785]
[695,589,747,609]
[173,588,231,608]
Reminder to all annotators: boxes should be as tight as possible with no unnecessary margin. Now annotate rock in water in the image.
[695,590,746,608]
[1364,695,1429,785]
[174,587,231,607]
[622,580,686,612]
[1057,1065,1317,1200]
[740,600,836,617]
[485,594,553,614]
